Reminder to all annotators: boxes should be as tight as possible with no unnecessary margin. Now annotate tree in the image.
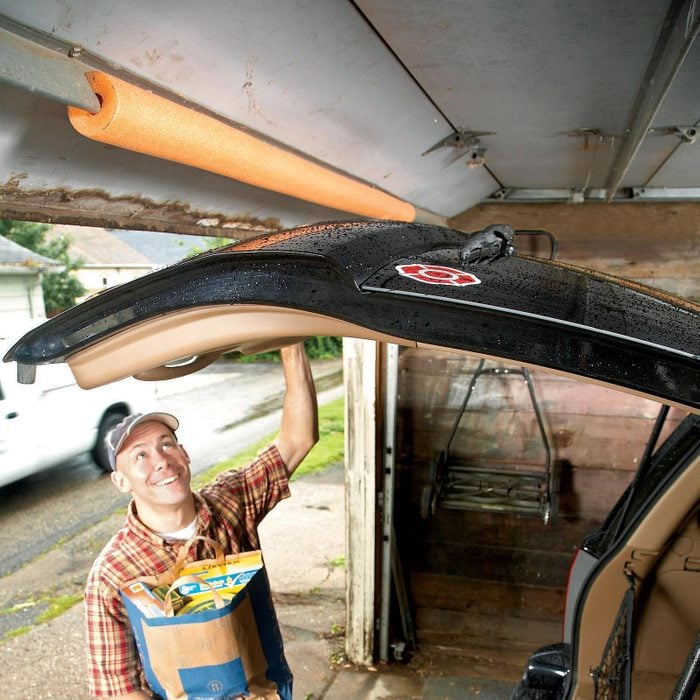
[0,220,87,314]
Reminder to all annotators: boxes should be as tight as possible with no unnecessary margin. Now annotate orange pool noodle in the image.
[68,72,416,222]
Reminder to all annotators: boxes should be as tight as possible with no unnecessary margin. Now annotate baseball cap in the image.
[106,412,179,470]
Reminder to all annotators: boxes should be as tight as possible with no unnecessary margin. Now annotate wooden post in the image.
[343,337,379,665]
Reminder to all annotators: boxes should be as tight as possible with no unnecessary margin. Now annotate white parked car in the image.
[0,322,155,487]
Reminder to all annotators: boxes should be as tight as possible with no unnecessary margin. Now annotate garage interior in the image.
[328,195,698,685]
[343,202,697,683]
[1,0,699,692]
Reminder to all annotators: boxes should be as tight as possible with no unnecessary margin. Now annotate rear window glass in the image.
[590,414,700,555]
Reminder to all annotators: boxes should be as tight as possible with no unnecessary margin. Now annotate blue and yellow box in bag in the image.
[120,536,292,700]
[177,548,263,601]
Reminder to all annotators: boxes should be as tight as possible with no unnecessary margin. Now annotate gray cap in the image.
[106,412,179,470]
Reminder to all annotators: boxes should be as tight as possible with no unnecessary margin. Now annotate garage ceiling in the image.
[0,1,698,237]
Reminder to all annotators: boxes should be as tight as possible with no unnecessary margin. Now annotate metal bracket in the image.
[648,125,698,144]
[566,128,617,149]
[0,15,100,112]
[390,640,406,661]
[631,186,700,200]
[422,129,496,158]
[567,124,698,147]
[487,186,700,202]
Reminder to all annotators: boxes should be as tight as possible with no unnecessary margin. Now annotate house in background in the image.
[110,228,218,266]
[0,236,61,324]
[49,224,155,299]
[49,224,218,300]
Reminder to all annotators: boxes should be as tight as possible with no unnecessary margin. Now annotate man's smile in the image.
[153,474,179,487]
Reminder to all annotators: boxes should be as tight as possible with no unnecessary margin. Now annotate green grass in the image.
[4,626,31,641]
[224,336,342,363]
[35,594,84,625]
[325,555,346,570]
[192,397,344,488]
[1,593,84,644]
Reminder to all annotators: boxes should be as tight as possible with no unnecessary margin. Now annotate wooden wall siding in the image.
[410,574,564,622]
[397,484,596,589]
[449,202,700,302]
[394,346,688,649]
[415,604,561,651]
[398,504,591,648]
[397,349,685,519]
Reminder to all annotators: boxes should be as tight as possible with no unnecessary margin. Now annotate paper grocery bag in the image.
[121,565,292,700]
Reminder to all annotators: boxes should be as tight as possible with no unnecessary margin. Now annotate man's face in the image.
[111,420,192,510]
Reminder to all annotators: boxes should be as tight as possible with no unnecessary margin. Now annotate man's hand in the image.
[274,342,319,475]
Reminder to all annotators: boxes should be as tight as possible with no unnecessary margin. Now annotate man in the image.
[85,342,318,698]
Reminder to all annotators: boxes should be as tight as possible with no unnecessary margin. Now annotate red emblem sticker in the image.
[396,263,481,287]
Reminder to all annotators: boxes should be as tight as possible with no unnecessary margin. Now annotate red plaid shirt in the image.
[84,443,290,697]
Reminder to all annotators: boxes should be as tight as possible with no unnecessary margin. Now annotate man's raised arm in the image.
[273,342,319,475]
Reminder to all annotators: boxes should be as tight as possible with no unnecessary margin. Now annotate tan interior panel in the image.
[570,456,699,699]
[634,510,700,673]
[66,305,413,388]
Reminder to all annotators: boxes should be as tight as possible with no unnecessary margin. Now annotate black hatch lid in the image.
[3,221,698,409]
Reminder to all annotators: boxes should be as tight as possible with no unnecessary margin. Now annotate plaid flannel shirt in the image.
[84,443,290,697]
